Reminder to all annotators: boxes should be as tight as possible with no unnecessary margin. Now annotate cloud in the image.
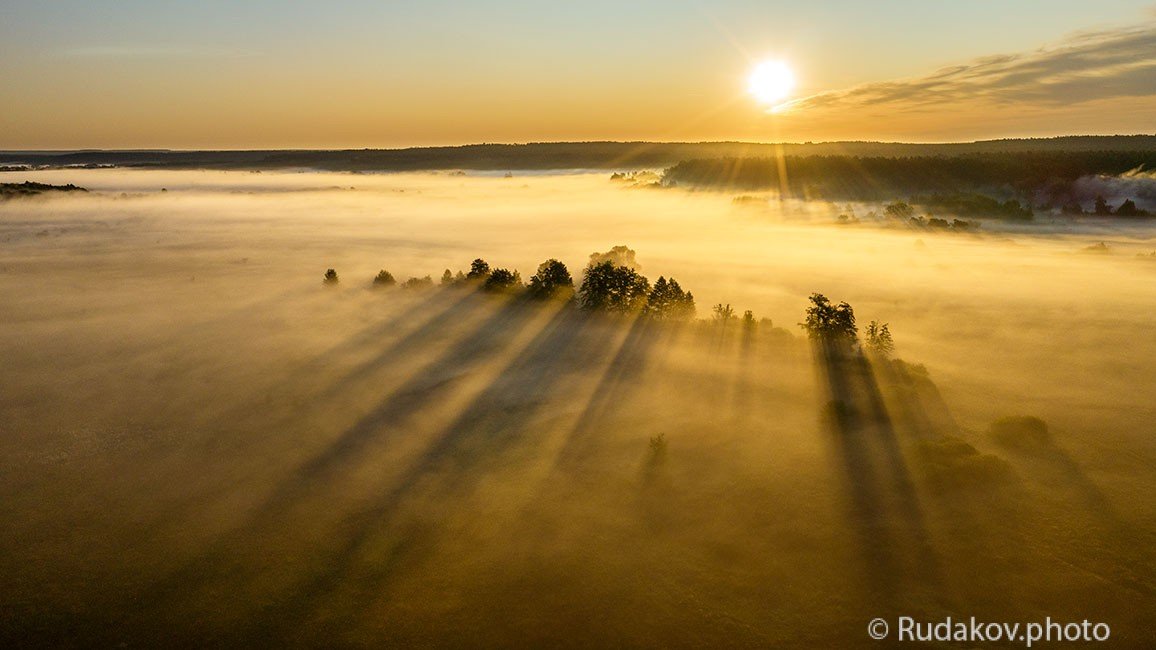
[61,45,260,59]
[779,21,1156,114]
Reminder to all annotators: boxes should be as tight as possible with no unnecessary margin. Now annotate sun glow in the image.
[747,59,795,107]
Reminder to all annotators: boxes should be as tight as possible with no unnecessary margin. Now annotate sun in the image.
[747,59,795,106]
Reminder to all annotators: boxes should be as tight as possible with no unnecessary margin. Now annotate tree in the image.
[441,269,454,285]
[1115,199,1146,217]
[527,258,574,299]
[401,275,434,289]
[865,320,894,356]
[742,310,757,331]
[712,303,735,323]
[373,269,396,287]
[800,293,856,342]
[1094,195,1112,215]
[467,258,491,280]
[588,245,639,270]
[578,261,650,313]
[483,268,522,292]
[644,276,695,320]
[884,201,914,219]
[323,268,339,285]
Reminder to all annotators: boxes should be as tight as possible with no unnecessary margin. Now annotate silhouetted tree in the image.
[742,310,757,331]
[1115,199,1146,217]
[441,269,454,285]
[373,270,396,287]
[801,293,856,342]
[884,201,914,219]
[865,320,894,356]
[578,261,650,313]
[323,268,339,285]
[1094,195,1112,215]
[467,258,491,280]
[483,268,522,292]
[527,258,574,299]
[644,276,695,320]
[712,303,735,323]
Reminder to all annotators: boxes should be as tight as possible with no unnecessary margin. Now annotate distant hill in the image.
[2,136,1155,172]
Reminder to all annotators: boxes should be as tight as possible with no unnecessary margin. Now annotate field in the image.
[2,168,1155,646]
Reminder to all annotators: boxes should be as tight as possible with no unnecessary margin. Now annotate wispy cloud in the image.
[778,21,1156,113]
[61,45,260,59]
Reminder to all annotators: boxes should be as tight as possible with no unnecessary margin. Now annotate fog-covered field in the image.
[2,169,1155,646]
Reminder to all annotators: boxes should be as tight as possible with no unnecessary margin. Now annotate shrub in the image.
[323,268,339,285]
[988,416,1051,450]
[401,275,434,289]
[649,433,668,458]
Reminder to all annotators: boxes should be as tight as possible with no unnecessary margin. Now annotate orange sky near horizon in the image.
[1,1,1154,149]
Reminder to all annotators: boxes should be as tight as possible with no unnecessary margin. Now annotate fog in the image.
[2,169,1155,646]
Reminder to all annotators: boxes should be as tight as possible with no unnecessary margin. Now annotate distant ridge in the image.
[2,135,1155,172]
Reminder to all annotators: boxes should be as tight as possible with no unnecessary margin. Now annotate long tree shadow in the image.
[114,287,487,560]
[549,314,670,474]
[813,339,941,601]
[239,302,616,641]
[134,293,549,629]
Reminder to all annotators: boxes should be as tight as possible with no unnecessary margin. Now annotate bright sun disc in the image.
[748,60,795,105]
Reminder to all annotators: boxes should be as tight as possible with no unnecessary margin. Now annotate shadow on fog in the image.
[136,292,650,642]
[240,302,620,640]
[812,339,942,600]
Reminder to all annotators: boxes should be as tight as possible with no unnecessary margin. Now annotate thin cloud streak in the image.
[778,21,1156,114]
[61,45,262,59]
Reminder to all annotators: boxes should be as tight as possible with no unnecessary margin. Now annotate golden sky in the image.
[1,1,1154,149]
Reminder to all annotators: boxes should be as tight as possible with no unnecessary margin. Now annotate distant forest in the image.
[662,150,1156,204]
[2,136,1155,173]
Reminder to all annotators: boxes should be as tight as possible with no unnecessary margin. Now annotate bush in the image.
[988,415,1051,450]
[323,268,339,285]
[649,433,668,459]
[401,275,434,289]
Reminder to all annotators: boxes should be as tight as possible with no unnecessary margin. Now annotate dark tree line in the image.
[324,253,902,349]
[662,151,1156,207]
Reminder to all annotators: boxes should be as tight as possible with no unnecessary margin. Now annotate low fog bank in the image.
[2,169,1155,646]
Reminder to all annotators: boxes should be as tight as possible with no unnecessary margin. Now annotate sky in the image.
[1,0,1154,149]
